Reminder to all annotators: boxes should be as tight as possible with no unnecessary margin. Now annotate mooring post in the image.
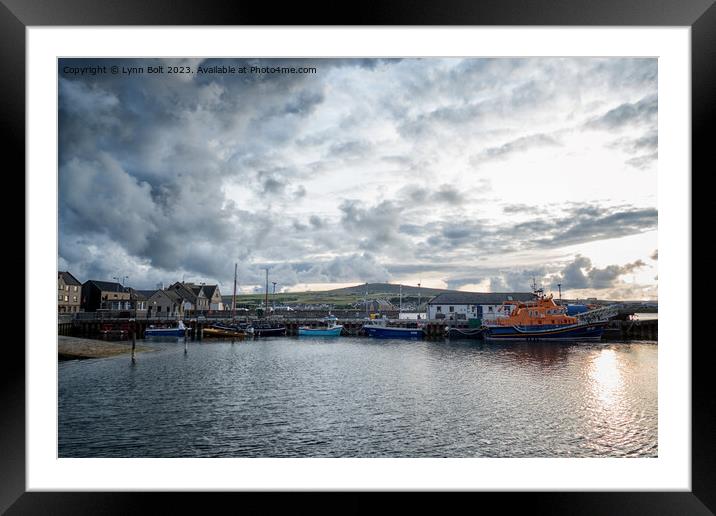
[130,318,137,363]
[184,332,188,354]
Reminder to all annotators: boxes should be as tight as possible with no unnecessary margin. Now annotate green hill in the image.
[222,282,456,308]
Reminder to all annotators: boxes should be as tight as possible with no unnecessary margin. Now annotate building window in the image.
[66,285,70,291]
[58,294,63,301]
[64,295,68,302]
[449,306,454,312]
[72,296,77,302]
[436,306,441,312]
[73,286,78,292]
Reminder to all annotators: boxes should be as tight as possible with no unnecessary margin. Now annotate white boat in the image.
[298,316,343,337]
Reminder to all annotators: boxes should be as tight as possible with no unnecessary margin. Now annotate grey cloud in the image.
[327,140,373,160]
[609,130,658,154]
[309,215,324,228]
[58,57,657,295]
[585,94,657,130]
[625,152,658,170]
[339,199,407,253]
[400,184,467,205]
[557,255,647,289]
[472,133,561,165]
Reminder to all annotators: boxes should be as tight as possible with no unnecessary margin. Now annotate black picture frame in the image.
[5,0,710,513]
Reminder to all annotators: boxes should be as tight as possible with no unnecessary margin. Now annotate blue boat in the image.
[298,316,343,337]
[484,321,607,341]
[144,320,187,338]
[298,325,343,336]
[363,320,423,340]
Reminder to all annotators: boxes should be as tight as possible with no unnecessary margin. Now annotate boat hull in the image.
[144,328,186,337]
[298,326,343,336]
[203,327,247,339]
[447,327,485,340]
[252,326,286,337]
[484,322,606,341]
[363,326,423,339]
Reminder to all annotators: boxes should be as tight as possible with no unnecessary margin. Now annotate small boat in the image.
[298,316,343,337]
[251,321,286,337]
[203,325,247,339]
[483,284,607,341]
[144,320,187,338]
[447,326,485,339]
[363,319,423,339]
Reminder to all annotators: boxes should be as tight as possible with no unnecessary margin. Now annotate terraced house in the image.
[58,271,82,313]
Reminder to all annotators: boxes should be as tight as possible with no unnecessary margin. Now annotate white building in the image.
[426,292,535,321]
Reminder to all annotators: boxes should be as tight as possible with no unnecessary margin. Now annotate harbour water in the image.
[58,337,657,458]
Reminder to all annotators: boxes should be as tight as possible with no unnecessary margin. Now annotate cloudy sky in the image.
[58,58,657,300]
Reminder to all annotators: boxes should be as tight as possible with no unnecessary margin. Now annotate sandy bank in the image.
[58,336,153,360]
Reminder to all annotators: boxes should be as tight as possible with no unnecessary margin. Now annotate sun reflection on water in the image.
[589,348,623,407]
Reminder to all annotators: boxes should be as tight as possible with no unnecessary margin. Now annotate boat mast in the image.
[232,263,237,321]
[264,268,269,317]
[399,284,402,315]
[417,281,421,315]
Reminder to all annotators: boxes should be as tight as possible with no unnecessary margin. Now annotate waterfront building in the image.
[426,292,535,321]
[58,271,82,313]
[168,282,211,312]
[201,284,223,311]
[80,280,132,311]
[146,289,185,317]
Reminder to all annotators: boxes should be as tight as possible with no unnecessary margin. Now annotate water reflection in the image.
[588,348,623,407]
[59,338,657,458]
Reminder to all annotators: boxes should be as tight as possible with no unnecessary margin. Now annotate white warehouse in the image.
[426,292,535,321]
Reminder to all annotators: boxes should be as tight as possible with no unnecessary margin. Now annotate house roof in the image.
[59,271,82,286]
[169,282,197,302]
[427,292,535,305]
[163,289,186,303]
[83,280,128,293]
[202,285,219,298]
[134,289,157,300]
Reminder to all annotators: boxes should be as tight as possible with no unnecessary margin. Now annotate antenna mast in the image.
[232,263,237,320]
[264,268,269,317]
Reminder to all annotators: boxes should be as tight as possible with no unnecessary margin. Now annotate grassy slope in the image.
[222,282,451,308]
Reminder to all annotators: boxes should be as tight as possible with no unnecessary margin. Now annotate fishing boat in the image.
[363,319,423,339]
[251,321,286,337]
[144,320,187,338]
[298,316,343,337]
[203,324,248,339]
[483,284,607,341]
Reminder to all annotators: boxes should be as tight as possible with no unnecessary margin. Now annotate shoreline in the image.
[58,336,153,361]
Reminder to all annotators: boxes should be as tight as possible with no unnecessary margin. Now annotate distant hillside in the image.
[221,282,463,308]
[324,282,453,296]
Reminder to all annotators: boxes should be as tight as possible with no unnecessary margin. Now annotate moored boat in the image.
[251,321,286,337]
[144,320,187,338]
[203,325,248,339]
[363,319,423,339]
[483,285,607,341]
[298,316,343,337]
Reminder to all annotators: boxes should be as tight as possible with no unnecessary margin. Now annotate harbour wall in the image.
[58,316,657,342]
